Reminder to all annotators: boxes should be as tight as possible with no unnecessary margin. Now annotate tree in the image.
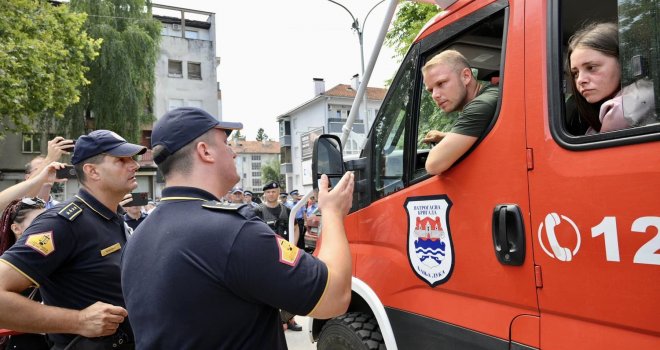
[63,0,161,142]
[256,128,269,141]
[261,159,282,190]
[385,2,440,61]
[230,129,243,140]
[0,0,100,136]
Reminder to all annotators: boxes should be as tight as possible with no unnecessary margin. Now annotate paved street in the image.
[285,316,317,350]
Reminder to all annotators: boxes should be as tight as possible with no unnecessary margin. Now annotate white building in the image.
[152,4,219,119]
[145,4,221,198]
[230,139,281,194]
[277,78,387,194]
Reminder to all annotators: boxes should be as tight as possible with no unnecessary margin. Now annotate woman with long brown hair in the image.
[567,22,655,134]
[0,198,49,350]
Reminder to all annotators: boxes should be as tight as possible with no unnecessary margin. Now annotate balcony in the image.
[280,163,293,174]
[279,135,291,147]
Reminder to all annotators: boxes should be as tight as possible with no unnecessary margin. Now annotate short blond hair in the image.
[422,49,471,76]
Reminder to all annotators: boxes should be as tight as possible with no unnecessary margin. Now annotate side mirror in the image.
[312,134,345,189]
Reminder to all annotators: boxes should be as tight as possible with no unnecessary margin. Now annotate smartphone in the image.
[55,165,77,179]
[63,139,76,152]
[125,192,148,207]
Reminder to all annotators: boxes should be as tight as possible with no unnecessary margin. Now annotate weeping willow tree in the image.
[62,0,161,142]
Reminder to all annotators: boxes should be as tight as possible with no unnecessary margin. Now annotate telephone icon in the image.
[544,213,572,261]
[538,212,581,262]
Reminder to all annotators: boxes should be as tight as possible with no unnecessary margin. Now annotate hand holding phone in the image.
[124,192,148,207]
[55,165,77,179]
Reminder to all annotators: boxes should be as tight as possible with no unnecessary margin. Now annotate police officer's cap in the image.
[232,187,244,194]
[151,107,243,164]
[263,181,279,191]
[289,190,299,196]
[72,130,146,165]
[244,190,253,196]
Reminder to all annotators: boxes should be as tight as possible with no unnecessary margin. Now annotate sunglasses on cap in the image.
[10,197,46,223]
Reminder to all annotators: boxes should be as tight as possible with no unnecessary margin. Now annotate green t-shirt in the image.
[451,84,499,137]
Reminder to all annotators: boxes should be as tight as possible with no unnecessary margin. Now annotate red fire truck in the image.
[305,0,660,348]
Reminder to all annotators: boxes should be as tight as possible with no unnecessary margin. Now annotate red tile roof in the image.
[323,84,388,100]
[229,140,280,154]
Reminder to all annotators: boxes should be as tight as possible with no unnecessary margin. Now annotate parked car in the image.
[304,209,320,253]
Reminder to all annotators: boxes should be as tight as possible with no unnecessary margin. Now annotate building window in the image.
[168,99,184,111]
[251,155,261,161]
[188,62,202,80]
[252,179,262,187]
[252,171,260,177]
[185,30,198,39]
[168,60,182,77]
[251,162,261,170]
[22,133,42,153]
[186,100,203,108]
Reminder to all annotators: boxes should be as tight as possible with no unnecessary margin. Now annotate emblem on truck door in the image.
[405,195,455,287]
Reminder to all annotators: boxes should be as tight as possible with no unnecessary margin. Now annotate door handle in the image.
[492,204,526,266]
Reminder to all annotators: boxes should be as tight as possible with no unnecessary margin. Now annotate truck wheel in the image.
[317,312,386,350]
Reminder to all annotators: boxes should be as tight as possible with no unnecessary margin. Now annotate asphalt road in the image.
[285,316,317,350]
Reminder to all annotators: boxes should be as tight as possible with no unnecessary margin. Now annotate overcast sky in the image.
[153,0,401,140]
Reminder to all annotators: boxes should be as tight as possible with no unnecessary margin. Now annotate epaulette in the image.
[202,200,246,211]
[57,202,84,221]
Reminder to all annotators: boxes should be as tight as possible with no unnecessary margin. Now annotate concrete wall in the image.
[154,34,219,120]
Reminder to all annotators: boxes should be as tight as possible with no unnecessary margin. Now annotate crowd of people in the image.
[0,20,651,350]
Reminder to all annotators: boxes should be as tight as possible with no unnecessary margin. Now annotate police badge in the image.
[405,195,454,287]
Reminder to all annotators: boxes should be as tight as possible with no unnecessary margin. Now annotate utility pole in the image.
[327,0,385,130]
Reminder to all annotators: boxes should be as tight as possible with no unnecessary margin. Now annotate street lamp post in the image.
[327,0,385,131]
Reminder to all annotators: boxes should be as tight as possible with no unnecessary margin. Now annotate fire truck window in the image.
[413,11,505,179]
[372,46,418,200]
[557,0,659,142]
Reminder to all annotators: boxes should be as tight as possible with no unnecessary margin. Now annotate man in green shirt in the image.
[421,50,499,175]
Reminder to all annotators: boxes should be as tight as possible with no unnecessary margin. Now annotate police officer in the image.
[289,190,307,249]
[254,182,299,244]
[121,107,354,349]
[0,130,145,350]
[243,190,259,208]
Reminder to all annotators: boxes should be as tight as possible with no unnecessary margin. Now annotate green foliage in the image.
[230,129,243,140]
[63,0,161,142]
[261,159,281,188]
[385,2,440,62]
[0,0,100,136]
[256,128,268,141]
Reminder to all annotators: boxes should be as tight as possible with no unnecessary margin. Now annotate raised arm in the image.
[307,172,354,319]
[0,162,65,211]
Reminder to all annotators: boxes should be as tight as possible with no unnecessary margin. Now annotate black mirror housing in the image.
[312,134,345,189]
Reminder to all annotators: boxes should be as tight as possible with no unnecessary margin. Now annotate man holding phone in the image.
[122,193,148,230]
[121,107,354,349]
[24,136,76,208]
[0,130,145,349]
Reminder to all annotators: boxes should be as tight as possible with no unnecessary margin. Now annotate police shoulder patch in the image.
[202,200,245,211]
[25,231,55,256]
[276,236,301,267]
[58,202,83,221]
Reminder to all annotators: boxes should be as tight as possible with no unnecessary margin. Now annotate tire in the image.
[317,312,386,350]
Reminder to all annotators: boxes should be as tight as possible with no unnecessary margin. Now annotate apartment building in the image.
[277,77,387,194]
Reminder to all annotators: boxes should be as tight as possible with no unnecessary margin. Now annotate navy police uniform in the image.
[254,182,293,240]
[0,189,133,348]
[123,212,147,231]
[121,187,328,349]
[121,107,329,349]
[0,129,144,349]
